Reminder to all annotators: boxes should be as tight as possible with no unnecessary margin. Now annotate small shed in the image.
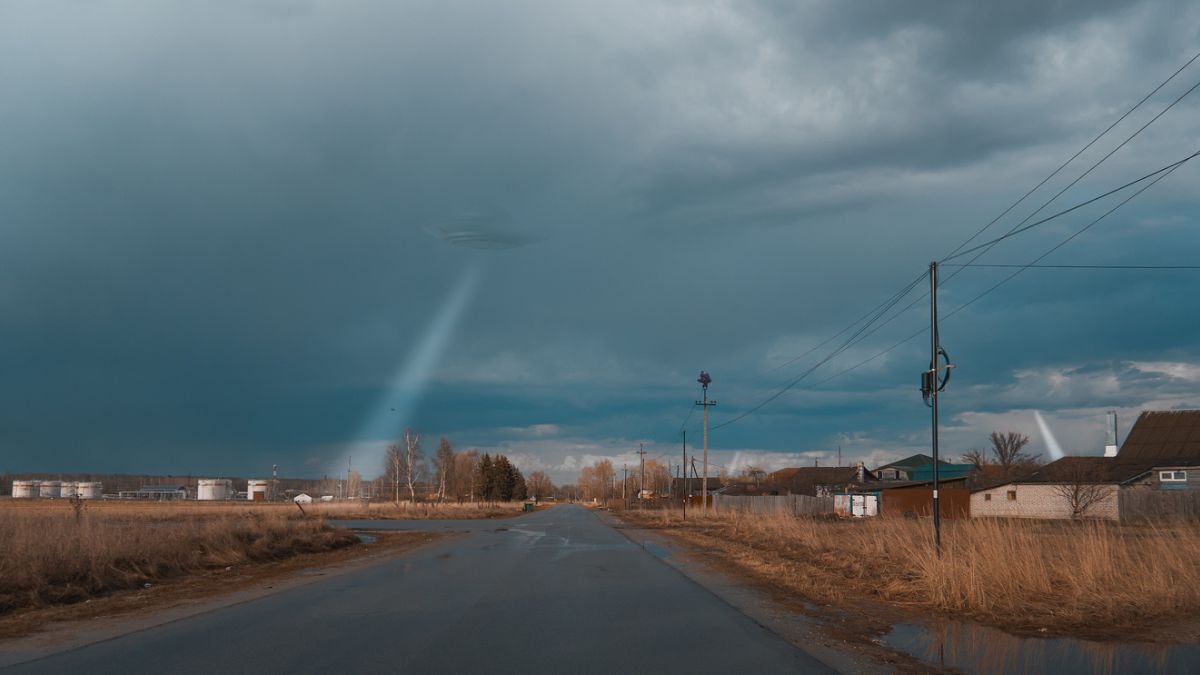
[293,493,313,504]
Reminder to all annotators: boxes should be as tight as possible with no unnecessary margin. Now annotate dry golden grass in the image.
[622,509,1200,634]
[0,500,358,614]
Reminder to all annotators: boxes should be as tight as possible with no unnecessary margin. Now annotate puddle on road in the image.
[884,620,1200,674]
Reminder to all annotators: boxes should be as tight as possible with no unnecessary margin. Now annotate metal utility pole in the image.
[922,261,953,555]
[637,443,647,507]
[696,371,716,513]
[623,464,628,506]
[681,430,687,521]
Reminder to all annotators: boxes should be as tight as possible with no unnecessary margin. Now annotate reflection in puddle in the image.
[884,620,1200,674]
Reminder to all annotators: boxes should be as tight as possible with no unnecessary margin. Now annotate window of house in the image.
[984,493,992,501]
[1007,490,1017,501]
[1160,470,1187,482]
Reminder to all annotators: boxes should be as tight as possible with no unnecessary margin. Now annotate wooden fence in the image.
[711,494,833,517]
[1120,489,1200,523]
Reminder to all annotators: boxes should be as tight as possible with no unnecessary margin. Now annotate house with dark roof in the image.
[971,410,1200,521]
[765,465,872,497]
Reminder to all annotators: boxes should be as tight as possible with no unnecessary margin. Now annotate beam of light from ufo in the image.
[1033,410,1065,461]
[339,265,482,476]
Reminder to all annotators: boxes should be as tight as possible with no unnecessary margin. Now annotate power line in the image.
[688,51,1200,436]
[794,160,1191,393]
[944,263,1200,270]
[942,149,1200,262]
[777,58,1200,386]
[707,271,927,432]
[678,403,697,432]
[941,49,1200,262]
[940,159,1188,322]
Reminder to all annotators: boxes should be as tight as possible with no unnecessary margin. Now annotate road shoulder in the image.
[602,512,936,674]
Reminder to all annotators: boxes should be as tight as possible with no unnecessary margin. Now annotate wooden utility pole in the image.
[637,443,647,507]
[696,372,716,513]
[681,430,687,521]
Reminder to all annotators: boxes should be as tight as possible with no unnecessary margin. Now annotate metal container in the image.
[12,480,39,498]
[60,482,79,498]
[247,479,270,501]
[197,478,233,501]
[39,480,63,498]
[76,482,103,499]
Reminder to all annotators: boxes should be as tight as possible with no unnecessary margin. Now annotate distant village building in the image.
[972,410,1200,521]
[120,484,190,500]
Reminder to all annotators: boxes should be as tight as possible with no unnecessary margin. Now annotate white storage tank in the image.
[39,481,62,498]
[12,480,39,498]
[60,482,79,498]
[197,479,233,501]
[247,480,270,501]
[77,482,103,499]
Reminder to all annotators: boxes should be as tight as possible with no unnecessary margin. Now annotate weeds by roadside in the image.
[0,503,357,614]
[619,508,1200,637]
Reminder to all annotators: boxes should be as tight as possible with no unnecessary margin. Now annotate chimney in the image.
[1104,411,1119,457]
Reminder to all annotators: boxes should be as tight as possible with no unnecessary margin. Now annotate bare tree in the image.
[433,437,454,503]
[960,448,987,471]
[384,444,404,502]
[576,459,615,504]
[526,470,554,501]
[1051,463,1113,519]
[450,449,478,502]
[402,428,422,502]
[741,465,766,485]
[989,431,1038,475]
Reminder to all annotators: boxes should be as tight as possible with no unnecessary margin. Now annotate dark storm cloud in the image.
[1,1,1198,480]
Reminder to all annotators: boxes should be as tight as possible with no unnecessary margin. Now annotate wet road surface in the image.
[2,505,834,674]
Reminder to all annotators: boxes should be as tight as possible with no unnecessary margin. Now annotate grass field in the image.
[618,508,1200,637]
[0,498,531,615]
[0,499,359,614]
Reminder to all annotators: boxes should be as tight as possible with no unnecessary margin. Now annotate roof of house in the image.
[876,453,969,473]
[876,454,939,471]
[1011,456,1164,485]
[763,466,869,496]
[768,466,862,485]
[671,477,728,493]
[1119,410,1200,461]
[875,476,971,490]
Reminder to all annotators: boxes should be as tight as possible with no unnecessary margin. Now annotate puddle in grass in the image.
[355,533,377,544]
[884,620,1200,674]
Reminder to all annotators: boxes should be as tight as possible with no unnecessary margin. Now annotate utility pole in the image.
[696,371,716,513]
[637,443,647,508]
[681,430,687,521]
[922,261,953,555]
[623,464,628,506]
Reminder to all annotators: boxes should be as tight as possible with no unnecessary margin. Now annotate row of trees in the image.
[382,429,558,503]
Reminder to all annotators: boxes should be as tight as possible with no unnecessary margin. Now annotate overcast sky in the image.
[3,1,1199,483]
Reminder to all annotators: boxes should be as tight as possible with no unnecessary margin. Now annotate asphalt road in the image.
[3,505,834,674]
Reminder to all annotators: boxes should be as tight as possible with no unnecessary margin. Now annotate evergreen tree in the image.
[476,454,495,503]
